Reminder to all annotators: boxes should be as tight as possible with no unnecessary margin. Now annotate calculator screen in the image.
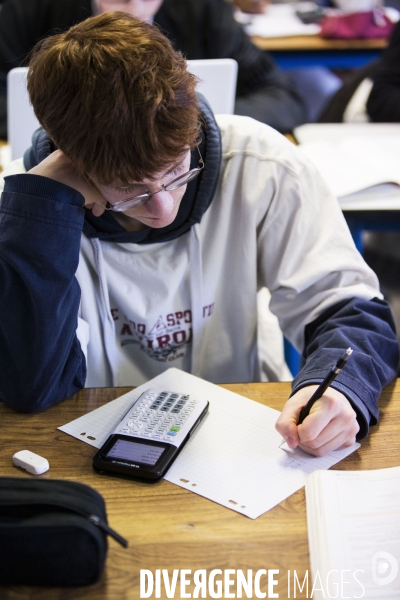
[106,439,166,466]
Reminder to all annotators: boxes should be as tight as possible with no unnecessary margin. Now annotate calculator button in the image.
[170,426,180,432]
[167,431,177,436]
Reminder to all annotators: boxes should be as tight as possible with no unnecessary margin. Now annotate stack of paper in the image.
[294,123,400,210]
[234,4,320,37]
[306,466,400,599]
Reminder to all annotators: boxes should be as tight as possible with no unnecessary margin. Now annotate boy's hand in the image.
[275,386,360,457]
[28,150,106,217]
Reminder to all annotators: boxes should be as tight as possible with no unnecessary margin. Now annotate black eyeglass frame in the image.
[104,147,204,213]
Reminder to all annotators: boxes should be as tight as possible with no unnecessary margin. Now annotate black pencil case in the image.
[0,477,127,587]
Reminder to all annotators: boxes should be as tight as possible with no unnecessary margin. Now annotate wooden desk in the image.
[1,380,399,600]
[252,35,387,69]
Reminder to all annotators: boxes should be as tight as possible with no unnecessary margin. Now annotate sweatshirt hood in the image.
[23,94,221,244]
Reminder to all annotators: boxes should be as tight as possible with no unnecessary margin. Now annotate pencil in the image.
[279,347,353,447]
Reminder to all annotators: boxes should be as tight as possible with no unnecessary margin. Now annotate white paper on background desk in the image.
[299,136,400,198]
[234,4,320,38]
[293,123,400,209]
[59,368,359,519]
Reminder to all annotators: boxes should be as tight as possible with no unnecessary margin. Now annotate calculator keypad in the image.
[118,391,198,441]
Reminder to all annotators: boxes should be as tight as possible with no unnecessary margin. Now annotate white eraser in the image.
[13,450,50,475]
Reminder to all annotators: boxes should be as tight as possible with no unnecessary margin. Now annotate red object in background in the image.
[320,10,395,39]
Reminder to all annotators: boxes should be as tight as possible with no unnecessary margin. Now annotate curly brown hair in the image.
[27,11,200,184]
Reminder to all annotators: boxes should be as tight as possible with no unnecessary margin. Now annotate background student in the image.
[320,18,400,122]
[0,0,341,139]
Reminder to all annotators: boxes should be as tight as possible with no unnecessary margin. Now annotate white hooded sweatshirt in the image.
[73,115,379,387]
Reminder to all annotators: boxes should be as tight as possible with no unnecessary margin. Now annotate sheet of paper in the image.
[234,4,320,38]
[294,123,400,145]
[339,183,400,211]
[59,369,359,519]
[299,137,400,197]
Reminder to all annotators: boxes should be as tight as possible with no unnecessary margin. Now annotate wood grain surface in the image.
[251,35,388,51]
[0,380,399,599]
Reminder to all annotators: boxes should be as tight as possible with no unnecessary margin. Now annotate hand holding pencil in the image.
[275,348,360,457]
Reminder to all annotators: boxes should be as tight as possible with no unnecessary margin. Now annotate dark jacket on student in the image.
[320,20,400,123]
[366,19,400,122]
[0,0,306,139]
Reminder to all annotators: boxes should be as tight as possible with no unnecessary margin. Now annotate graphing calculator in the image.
[93,387,209,481]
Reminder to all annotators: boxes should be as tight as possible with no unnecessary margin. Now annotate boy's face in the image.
[95,0,163,21]
[91,150,192,230]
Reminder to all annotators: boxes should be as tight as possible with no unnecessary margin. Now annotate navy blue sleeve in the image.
[0,173,87,412]
[292,297,399,439]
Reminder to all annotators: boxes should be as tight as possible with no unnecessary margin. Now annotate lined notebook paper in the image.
[59,369,359,519]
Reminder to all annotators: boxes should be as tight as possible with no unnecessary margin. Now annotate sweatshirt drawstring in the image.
[91,227,203,381]
[91,238,117,386]
[189,224,204,376]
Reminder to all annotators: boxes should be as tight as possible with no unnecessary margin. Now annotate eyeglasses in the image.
[103,147,204,213]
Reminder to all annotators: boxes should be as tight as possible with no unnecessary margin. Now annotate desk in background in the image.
[0,380,399,600]
[242,3,389,69]
[252,35,387,69]
[292,123,400,254]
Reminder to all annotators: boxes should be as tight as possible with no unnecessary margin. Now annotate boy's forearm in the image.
[292,297,399,439]
[0,174,87,411]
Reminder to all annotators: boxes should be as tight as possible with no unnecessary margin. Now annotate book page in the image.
[306,467,400,599]
[59,368,359,519]
[299,137,400,197]
[339,183,400,211]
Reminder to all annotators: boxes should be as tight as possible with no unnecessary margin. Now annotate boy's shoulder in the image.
[215,114,309,178]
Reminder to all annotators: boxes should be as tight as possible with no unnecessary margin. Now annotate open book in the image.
[293,123,400,210]
[305,466,400,600]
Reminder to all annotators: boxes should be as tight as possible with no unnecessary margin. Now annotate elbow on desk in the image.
[0,350,86,413]
[0,377,84,413]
